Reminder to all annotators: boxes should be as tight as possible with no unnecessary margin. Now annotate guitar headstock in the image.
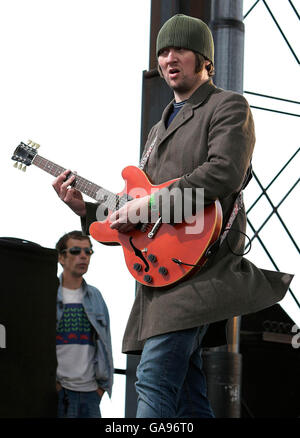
[11,140,40,172]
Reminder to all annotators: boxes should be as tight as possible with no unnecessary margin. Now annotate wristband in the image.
[149,193,156,208]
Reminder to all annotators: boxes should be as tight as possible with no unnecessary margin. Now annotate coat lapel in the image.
[156,80,217,147]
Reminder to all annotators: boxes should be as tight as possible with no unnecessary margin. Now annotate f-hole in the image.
[129,237,149,272]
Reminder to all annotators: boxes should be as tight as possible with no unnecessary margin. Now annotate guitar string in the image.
[33,155,121,211]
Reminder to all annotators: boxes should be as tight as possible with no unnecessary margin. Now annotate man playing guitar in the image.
[52,14,293,418]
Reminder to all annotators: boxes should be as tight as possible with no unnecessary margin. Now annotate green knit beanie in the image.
[156,14,214,64]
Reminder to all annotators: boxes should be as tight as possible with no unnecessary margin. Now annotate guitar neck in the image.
[33,154,117,206]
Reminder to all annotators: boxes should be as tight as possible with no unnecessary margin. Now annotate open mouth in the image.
[169,68,180,77]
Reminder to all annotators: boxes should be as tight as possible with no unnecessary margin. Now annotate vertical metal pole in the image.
[202,0,244,418]
[227,316,241,353]
[210,0,245,93]
[210,0,244,354]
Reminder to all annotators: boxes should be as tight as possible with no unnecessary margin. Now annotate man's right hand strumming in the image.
[52,169,87,217]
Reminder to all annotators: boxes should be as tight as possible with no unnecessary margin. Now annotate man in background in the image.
[55,230,113,418]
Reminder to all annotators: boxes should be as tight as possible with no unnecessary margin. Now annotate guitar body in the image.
[89,166,223,287]
[11,143,222,288]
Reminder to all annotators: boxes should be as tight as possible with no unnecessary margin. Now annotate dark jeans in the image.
[57,387,101,418]
[135,326,214,418]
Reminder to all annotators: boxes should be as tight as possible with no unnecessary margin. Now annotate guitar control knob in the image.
[144,275,153,284]
[148,254,157,263]
[133,263,142,272]
[159,266,168,276]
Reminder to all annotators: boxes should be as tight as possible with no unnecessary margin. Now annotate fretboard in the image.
[33,154,120,210]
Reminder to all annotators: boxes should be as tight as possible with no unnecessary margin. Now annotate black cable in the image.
[224,228,252,256]
[172,257,203,268]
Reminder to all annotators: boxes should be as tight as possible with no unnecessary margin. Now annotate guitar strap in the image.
[139,135,158,170]
[219,191,244,245]
[219,162,253,245]
[207,163,253,257]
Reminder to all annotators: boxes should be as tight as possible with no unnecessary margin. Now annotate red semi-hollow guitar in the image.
[12,141,223,287]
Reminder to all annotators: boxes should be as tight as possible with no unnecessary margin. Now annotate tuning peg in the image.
[13,162,18,168]
[18,163,23,170]
[27,140,40,149]
[22,165,27,172]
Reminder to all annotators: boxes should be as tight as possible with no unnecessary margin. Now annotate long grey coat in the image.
[82,80,293,354]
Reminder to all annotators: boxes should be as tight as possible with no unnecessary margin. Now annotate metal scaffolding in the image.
[243,0,300,311]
